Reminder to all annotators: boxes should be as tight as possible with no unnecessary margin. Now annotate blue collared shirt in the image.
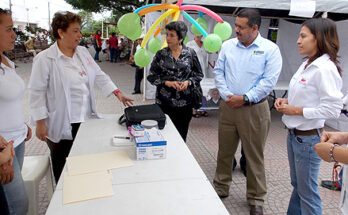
[213,33,282,102]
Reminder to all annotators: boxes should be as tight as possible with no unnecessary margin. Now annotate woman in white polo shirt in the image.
[28,11,133,183]
[275,18,343,215]
[0,8,31,215]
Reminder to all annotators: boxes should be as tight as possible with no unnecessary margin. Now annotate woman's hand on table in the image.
[116,92,134,107]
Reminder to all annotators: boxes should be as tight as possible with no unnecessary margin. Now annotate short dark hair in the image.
[165,21,187,44]
[51,11,81,40]
[236,8,261,29]
[111,32,116,36]
[0,8,11,24]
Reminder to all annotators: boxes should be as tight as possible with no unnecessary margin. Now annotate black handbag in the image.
[188,48,203,109]
[118,104,166,129]
[190,84,203,109]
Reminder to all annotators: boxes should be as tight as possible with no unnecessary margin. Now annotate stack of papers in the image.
[63,151,134,204]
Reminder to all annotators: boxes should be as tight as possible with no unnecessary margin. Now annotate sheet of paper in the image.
[66,151,134,175]
[63,171,114,204]
[289,0,316,18]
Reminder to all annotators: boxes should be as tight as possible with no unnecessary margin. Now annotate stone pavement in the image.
[13,51,342,214]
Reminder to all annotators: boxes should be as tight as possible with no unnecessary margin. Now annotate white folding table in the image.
[46,115,229,215]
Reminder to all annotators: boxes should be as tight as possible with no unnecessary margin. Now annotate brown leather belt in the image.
[289,128,323,136]
[244,97,267,106]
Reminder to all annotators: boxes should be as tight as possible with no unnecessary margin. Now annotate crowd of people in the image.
[1,6,348,215]
[92,30,133,64]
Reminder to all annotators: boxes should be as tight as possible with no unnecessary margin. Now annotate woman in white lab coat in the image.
[28,11,133,182]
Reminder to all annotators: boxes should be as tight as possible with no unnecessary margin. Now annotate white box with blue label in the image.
[134,129,167,160]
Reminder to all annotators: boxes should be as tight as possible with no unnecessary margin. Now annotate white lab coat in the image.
[28,42,117,142]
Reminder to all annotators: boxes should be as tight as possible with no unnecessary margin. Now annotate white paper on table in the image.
[289,0,316,18]
[66,151,134,176]
[63,171,114,204]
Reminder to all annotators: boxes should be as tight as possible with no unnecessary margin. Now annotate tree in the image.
[65,0,146,14]
[78,10,94,28]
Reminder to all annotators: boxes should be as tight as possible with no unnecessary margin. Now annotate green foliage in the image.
[65,0,146,14]
[78,10,93,28]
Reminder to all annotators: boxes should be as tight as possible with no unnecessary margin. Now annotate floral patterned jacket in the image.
[147,45,203,108]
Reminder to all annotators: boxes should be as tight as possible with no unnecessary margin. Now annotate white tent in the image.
[182,0,348,14]
[145,1,348,131]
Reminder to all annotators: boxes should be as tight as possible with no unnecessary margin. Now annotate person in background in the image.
[187,35,209,118]
[101,39,109,61]
[28,11,133,183]
[275,18,343,215]
[109,32,118,63]
[130,37,143,94]
[93,29,102,62]
[213,9,282,215]
[24,35,37,56]
[148,21,203,142]
[315,132,348,214]
[0,8,32,215]
[206,88,222,108]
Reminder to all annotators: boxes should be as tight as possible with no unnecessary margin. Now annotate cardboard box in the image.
[134,129,166,160]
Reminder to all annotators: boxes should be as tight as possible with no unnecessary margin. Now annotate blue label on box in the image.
[136,141,167,147]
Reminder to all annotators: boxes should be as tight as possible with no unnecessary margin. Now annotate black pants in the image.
[46,123,81,183]
[134,67,144,93]
[159,104,192,142]
[0,183,9,215]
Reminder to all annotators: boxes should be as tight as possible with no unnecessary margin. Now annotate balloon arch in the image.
[117,0,232,67]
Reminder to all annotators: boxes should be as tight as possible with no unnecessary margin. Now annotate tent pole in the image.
[232,7,239,16]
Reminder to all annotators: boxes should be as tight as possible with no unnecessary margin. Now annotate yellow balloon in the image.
[173,10,180,21]
[160,10,180,49]
[141,9,178,48]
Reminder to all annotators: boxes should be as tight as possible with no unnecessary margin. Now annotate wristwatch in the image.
[243,95,249,104]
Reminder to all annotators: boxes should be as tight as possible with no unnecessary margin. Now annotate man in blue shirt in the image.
[213,8,282,215]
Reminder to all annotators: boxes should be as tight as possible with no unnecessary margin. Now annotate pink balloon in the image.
[177,0,183,6]
[180,5,223,23]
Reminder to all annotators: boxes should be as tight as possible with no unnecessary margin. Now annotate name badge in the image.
[253,50,264,55]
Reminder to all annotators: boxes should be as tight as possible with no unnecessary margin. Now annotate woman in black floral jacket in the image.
[147,21,203,141]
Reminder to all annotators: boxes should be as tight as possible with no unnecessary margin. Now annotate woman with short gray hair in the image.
[147,21,203,141]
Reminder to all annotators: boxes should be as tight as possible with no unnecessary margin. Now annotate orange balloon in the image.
[138,4,179,16]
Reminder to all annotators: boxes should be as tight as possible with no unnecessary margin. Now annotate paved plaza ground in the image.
[13,50,342,215]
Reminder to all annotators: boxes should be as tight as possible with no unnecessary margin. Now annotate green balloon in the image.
[191,17,208,36]
[148,37,161,54]
[214,22,232,41]
[117,13,140,38]
[134,48,152,67]
[203,34,222,53]
[127,25,142,41]
[183,35,188,45]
